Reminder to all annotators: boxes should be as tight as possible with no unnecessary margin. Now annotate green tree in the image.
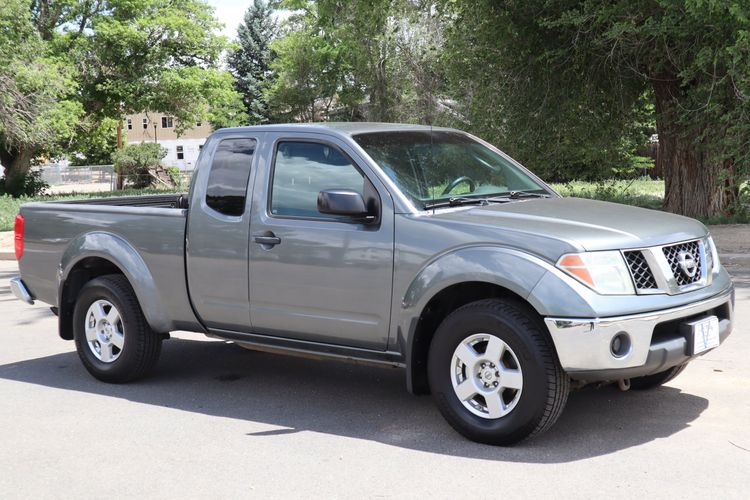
[443,0,750,218]
[314,0,400,121]
[0,0,83,195]
[2,0,246,195]
[265,15,346,121]
[57,0,245,130]
[276,0,448,124]
[67,117,118,166]
[228,0,277,124]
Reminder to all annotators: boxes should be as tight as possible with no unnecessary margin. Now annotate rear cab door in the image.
[186,131,262,331]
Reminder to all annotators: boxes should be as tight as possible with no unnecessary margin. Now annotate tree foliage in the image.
[228,0,277,124]
[0,0,245,196]
[442,0,750,217]
[67,117,118,166]
[265,9,349,121]
[270,0,450,124]
[0,0,83,194]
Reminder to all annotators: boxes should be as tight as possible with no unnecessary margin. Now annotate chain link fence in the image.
[36,165,194,193]
[37,165,116,193]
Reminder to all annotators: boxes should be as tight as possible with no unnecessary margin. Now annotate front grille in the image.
[662,240,702,286]
[624,251,658,289]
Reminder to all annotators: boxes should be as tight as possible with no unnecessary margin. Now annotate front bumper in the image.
[545,285,734,382]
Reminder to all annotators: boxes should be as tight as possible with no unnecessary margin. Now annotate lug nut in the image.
[481,363,486,368]
[495,371,500,377]
[493,381,499,387]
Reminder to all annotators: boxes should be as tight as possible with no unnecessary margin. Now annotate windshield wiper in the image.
[423,197,490,209]
[508,191,550,199]
[424,196,520,209]
[423,191,550,210]
[479,191,550,203]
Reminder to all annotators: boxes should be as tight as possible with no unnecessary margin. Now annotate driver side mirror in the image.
[317,189,375,222]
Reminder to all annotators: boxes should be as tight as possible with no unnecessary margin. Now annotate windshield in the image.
[353,131,549,209]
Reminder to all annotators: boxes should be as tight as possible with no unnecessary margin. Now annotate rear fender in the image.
[59,231,173,333]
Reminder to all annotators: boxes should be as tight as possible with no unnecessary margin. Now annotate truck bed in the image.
[17,193,198,331]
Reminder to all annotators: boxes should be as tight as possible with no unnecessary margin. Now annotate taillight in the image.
[14,214,24,260]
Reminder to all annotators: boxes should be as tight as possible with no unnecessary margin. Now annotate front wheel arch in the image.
[406,281,550,395]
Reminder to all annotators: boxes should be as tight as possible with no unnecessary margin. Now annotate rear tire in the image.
[73,274,162,383]
[427,298,569,445]
[629,363,688,390]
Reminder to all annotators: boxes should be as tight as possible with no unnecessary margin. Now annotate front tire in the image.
[73,274,162,383]
[428,299,569,445]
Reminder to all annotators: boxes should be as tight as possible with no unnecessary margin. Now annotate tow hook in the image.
[618,378,631,391]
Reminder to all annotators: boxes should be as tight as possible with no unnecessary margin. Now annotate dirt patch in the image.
[0,231,12,249]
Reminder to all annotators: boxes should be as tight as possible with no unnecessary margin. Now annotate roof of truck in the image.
[214,122,457,137]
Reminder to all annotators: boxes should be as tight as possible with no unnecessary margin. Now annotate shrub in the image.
[112,143,167,188]
[0,169,49,197]
[166,166,181,186]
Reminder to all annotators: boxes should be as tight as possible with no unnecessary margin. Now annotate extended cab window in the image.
[271,141,364,219]
[205,138,256,216]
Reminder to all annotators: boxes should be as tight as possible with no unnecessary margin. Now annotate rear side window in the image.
[205,138,256,216]
[270,141,364,219]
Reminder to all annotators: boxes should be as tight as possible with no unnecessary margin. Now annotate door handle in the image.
[253,233,281,246]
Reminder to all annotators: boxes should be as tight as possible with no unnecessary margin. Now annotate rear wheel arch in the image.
[59,257,126,340]
[58,232,174,337]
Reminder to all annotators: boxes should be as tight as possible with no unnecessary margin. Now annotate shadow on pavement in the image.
[0,337,708,463]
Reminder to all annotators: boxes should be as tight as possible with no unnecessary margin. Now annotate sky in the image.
[204,0,291,40]
[205,0,249,39]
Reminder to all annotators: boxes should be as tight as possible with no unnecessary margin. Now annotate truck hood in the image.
[429,197,708,253]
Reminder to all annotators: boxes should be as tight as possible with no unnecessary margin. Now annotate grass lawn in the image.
[551,177,749,224]
[550,177,665,210]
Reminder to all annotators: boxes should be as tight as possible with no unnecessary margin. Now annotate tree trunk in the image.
[0,146,34,196]
[653,79,729,218]
[116,121,124,190]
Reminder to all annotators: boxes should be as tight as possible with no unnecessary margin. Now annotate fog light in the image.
[610,332,631,358]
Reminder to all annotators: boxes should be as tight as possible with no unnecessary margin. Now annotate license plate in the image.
[689,316,720,355]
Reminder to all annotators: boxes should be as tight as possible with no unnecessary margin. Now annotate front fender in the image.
[396,245,597,393]
[397,246,559,352]
[401,246,559,313]
[59,231,174,332]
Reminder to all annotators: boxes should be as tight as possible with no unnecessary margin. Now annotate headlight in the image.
[556,251,635,295]
[707,236,721,274]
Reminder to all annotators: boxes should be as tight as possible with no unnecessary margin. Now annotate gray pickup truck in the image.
[11,123,734,444]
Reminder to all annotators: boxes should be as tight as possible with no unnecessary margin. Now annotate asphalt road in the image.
[1,260,748,499]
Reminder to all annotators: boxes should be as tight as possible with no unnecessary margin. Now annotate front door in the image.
[248,134,394,350]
